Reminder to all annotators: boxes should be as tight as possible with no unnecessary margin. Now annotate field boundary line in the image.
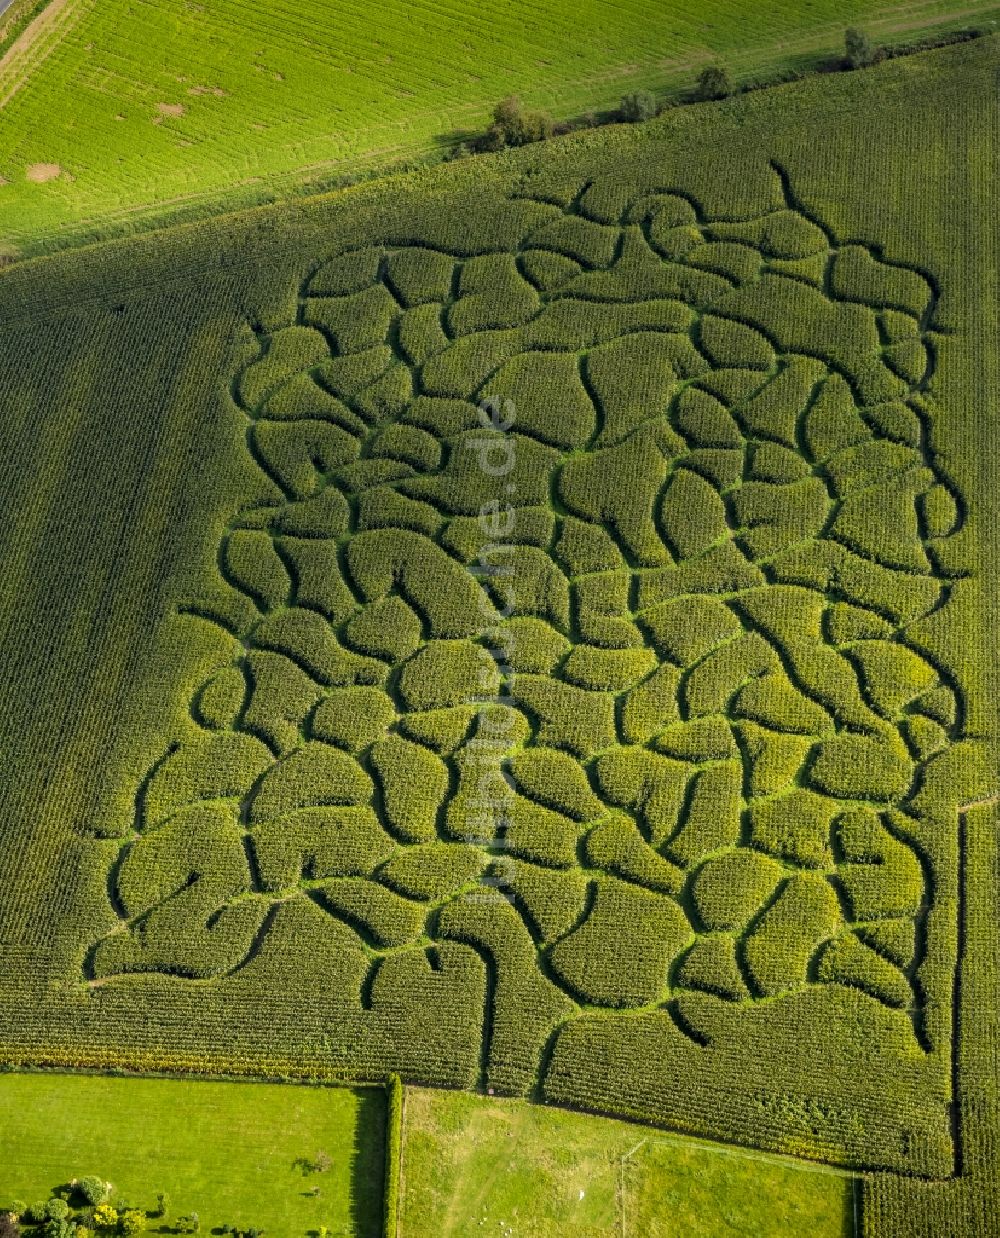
[396,1082,408,1238]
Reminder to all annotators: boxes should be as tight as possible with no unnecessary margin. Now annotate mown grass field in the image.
[0,35,997,1238]
[0,1073,385,1236]
[399,1086,853,1236]
[0,0,998,252]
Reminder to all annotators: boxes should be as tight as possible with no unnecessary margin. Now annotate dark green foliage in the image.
[641,596,742,666]
[485,96,556,149]
[695,65,734,101]
[619,90,658,123]
[260,750,376,832]
[834,811,924,919]
[659,467,729,558]
[78,1178,108,1207]
[845,27,875,69]
[561,644,658,692]
[385,248,454,307]
[482,352,594,449]
[621,663,682,743]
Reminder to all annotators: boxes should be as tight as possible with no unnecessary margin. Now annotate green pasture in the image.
[399,1086,854,1236]
[0,1073,385,1237]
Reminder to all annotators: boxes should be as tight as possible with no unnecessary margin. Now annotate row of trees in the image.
[1,1154,335,1238]
[0,1179,195,1238]
[463,28,887,155]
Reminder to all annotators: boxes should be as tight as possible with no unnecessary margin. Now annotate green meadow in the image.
[0,1074,385,1237]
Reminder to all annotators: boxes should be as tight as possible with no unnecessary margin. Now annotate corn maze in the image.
[77,158,978,1176]
[2,39,998,1236]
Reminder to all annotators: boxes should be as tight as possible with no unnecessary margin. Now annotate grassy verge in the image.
[0,1073,386,1237]
[0,0,998,255]
[398,1087,853,1236]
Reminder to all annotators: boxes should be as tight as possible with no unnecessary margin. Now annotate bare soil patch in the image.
[26,162,61,182]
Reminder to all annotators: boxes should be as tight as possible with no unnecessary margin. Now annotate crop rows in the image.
[75,158,981,1184]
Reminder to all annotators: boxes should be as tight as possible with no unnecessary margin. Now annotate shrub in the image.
[0,1215,20,1238]
[695,65,733,101]
[619,90,657,122]
[77,1181,107,1209]
[844,26,875,68]
[485,95,556,148]
[92,1206,117,1232]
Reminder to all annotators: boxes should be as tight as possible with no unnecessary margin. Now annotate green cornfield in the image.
[0,34,997,1238]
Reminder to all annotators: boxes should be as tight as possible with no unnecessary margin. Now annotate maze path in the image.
[89,163,969,1095]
